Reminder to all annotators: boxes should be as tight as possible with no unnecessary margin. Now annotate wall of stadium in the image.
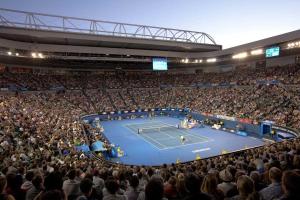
[266,55,298,67]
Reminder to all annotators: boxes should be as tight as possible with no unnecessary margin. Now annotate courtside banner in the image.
[215,114,236,121]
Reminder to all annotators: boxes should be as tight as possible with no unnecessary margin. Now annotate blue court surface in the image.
[101,116,264,166]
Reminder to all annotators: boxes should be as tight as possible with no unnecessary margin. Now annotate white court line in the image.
[156,132,173,139]
[124,121,179,148]
[125,124,213,151]
[159,139,213,150]
[162,130,208,143]
[124,121,162,127]
[124,121,213,151]
[141,133,168,149]
[161,122,210,141]
[127,121,177,140]
[157,136,214,143]
[180,129,211,140]
[192,147,211,153]
[123,125,163,150]
[183,132,209,141]
[161,131,179,139]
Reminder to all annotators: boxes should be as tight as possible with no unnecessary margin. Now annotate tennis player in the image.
[180,135,186,144]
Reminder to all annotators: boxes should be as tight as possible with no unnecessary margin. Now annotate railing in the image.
[0,8,217,44]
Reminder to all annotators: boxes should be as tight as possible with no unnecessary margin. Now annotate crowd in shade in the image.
[0,64,300,200]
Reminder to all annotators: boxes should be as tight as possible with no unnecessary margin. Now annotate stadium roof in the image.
[0,26,221,53]
[0,8,218,45]
[0,8,299,70]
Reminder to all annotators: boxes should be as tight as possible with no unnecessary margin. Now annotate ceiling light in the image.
[31,52,37,58]
[207,58,216,63]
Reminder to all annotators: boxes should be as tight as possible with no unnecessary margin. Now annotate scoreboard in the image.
[152,57,168,71]
[266,46,280,58]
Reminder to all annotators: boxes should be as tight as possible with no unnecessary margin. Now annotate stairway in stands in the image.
[104,89,118,111]
[166,88,175,107]
[82,89,97,112]
[127,88,138,108]
[147,90,155,107]
[118,90,128,107]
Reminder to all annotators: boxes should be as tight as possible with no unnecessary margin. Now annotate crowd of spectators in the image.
[0,64,300,199]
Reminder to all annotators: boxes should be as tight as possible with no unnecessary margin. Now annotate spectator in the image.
[0,176,15,200]
[259,167,282,200]
[163,176,178,199]
[138,176,166,200]
[40,190,65,200]
[93,170,105,193]
[26,175,44,200]
[250,171,266,192]
[184,173,211,200]
[201,173,224,200]
[21,171,34,192]
[229,175,260,200]
[63,169,81,199]
[279,170,300,200]
[218,169,237,198]
[77,178,93,200]
[103,178,127,200]
[175,173,187,199]
[125,175,140,200]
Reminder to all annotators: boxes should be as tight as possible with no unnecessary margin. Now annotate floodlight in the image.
[250,49,263,55]
[31,52,37,58]
[38,53,44,58]
[232,52,248,59]
[207,58,216,63]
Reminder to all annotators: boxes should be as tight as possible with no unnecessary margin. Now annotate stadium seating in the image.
[0,64,300,200]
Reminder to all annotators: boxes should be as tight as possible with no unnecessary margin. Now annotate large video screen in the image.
[153,57,168,71]
[266,46,280,58]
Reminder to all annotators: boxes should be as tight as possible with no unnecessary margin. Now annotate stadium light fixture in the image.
[287,41,300,49]
[38,53,44,58]
[31,52,37,58]
[207,58,216,63]
[194,59,203,63]
[232,52,248,59]
[250,49,263,55]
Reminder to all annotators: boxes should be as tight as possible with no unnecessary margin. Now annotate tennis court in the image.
[99,116,264,165]
[125,122,210,150]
